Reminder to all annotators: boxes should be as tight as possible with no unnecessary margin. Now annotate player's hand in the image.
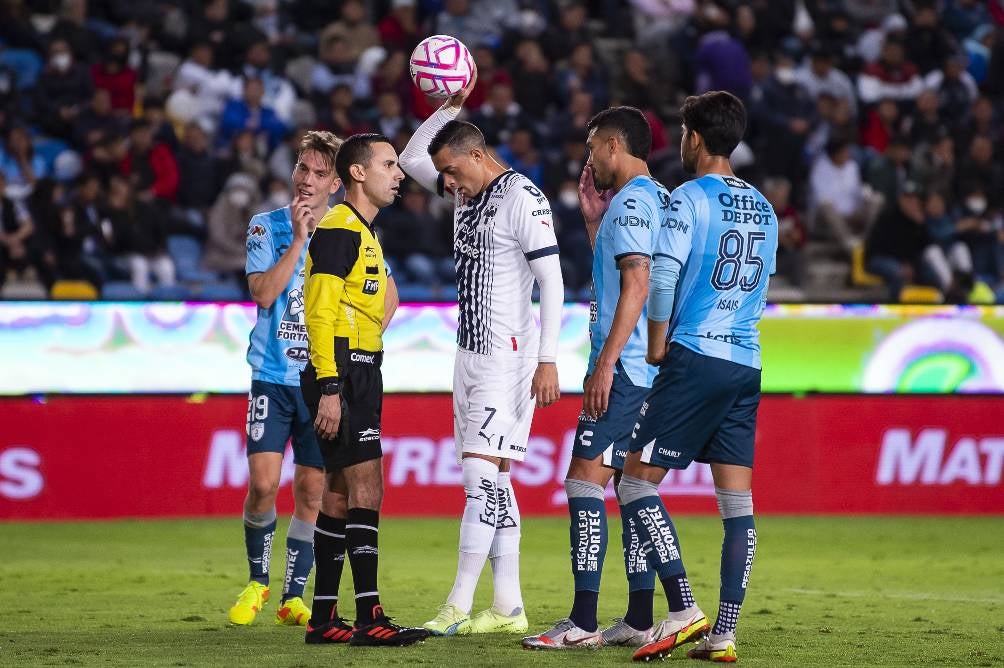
[578,165,611,226]
[583,364,614,420]
[445,62,478,110]
[646,339,668,366]
[291,194,314,244]
[530,362,560,408]
[315,394,342,440]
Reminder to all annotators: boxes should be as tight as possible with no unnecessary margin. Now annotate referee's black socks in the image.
[346,507,382,626]
[310,512,346,625]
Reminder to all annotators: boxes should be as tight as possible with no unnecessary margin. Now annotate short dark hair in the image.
[335,133,392,183]
[825,138,850,159]
[585,106,652,160]
[427,121,486,157]
[680,91,747,158]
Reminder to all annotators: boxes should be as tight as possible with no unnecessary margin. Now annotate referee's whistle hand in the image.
[531,363,560,408]
[316,394,342,440]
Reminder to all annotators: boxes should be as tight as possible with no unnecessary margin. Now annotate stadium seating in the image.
[195,280,246,301]
[167,235,222,284]
[100,281,144,301]
[850,244,884,288]
[50,280,98,300]
[898,285,943,304]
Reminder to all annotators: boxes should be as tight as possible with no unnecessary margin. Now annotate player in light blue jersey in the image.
[230,131,402,629]
[523,108,663,650]
[618,92,778,663]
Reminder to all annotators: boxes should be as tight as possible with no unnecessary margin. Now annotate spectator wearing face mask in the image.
[751,51,815,201]
[34,39,93,141]
[954,186,999,279]
[204,173,262,278]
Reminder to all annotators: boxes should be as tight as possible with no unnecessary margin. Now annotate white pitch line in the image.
[785,588,1004,605]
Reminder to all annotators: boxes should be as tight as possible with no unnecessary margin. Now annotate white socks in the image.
[447,457,498,612]
[489,471,523,615]
[446,459,524,616]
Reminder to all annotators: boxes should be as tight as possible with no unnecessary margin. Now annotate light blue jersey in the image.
[245,207,309,386]
[655,174,778,369]
[588,175,668,387]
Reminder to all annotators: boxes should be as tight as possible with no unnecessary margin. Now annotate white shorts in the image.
[453,348,536,463]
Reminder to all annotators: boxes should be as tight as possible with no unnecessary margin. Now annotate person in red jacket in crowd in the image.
[90,37,136,115]
[119,119,179,203]
[377,0,421,52]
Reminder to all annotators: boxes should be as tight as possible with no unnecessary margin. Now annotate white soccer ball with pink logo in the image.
[409,35,474,98]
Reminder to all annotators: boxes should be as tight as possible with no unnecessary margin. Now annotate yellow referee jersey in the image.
[303,202,387,380]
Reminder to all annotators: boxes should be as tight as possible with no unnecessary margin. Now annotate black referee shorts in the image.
[300,339,384,471]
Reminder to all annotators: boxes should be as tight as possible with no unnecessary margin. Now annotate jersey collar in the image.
[473,169,513,203]
[341,201,374,232]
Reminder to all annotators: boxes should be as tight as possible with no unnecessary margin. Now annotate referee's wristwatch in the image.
[318,377,341,395]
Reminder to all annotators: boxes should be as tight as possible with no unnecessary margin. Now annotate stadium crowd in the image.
[0,0,1003,303]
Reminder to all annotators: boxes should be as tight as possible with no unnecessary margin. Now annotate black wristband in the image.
[317,377,341,395]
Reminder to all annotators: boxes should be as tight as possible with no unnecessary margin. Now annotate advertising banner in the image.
[3,302,1004,395]
[2,395,1001,519]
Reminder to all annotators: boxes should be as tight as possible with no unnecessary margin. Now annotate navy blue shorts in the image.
[573,368,650,470]
[629,344,761,470]
[246,380,324,469]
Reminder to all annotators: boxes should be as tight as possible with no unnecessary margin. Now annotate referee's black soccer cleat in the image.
[349,607,430,647]
[305,616,355,644]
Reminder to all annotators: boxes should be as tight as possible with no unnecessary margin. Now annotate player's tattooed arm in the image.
[583,253,649,419]
[619,256,651,272]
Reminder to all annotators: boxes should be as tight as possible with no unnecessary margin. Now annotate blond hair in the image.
[297,130,343,171]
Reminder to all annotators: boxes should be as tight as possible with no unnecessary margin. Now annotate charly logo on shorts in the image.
[250,422,265,442]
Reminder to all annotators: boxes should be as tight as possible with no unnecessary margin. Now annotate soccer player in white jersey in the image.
[400,70,565,636]
[619,91,778,663]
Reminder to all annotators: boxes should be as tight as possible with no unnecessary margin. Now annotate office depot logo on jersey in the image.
[876,429,1004,486]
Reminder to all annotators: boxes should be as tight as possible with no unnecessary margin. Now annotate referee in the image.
[300,133,427,646]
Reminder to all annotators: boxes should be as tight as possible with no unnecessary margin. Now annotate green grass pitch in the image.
[1,516,1002,666]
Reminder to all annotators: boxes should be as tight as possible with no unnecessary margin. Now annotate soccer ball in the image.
[409,35,474,98]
